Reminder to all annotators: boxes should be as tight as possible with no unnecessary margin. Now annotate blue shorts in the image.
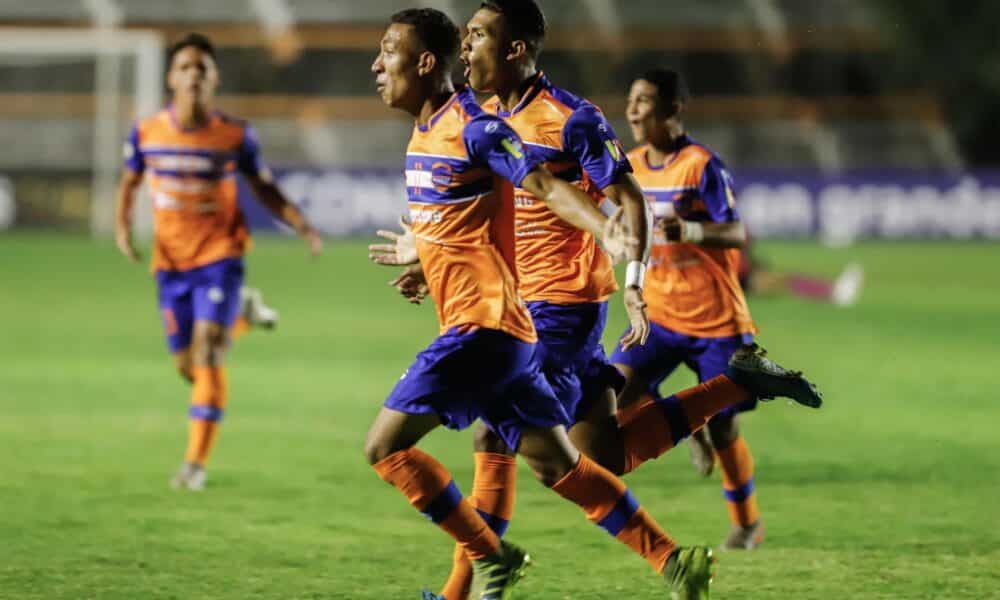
[155,257,244,353]
[528,301,625,424]
[611,321,757,416]
[384,327,569,450]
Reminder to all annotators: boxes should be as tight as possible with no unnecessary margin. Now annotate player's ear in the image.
[506,40,527,62]
[416,50,437,77]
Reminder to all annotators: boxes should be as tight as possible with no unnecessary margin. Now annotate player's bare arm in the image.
[601,172,656,350]
[661,218,747,248]
[114,169,144,263]
[245,173,323,257]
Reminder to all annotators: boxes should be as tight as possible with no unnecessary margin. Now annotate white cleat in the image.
[170,462,207,492]
[831,263,864,307]
[240,286,279,329]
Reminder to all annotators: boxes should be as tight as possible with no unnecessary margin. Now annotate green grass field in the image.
[1,233,998,599]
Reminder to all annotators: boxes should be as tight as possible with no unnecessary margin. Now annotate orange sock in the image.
[185,365,227,466]
[551,455,676,574]
[373,448,500,560]
[440,453,517,600]
[229,316,250,342]
[619,375,750,474]
[716,436,759,527]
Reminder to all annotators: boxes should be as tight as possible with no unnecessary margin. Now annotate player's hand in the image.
[115,227,141,263]
[601,206,640,265]
[303,226,323,258]
[369,215,419,266]
[619,286,649,350]
[389,264,429,304]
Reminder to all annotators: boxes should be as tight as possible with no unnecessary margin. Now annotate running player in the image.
[613,67,768,549]
[114,33,322,491]
[366,9,719,598]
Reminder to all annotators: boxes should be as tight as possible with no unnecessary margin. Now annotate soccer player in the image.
[366,9,722,598]
[114,33,322,491]
[613,67,770,549]
[741,247,865,306]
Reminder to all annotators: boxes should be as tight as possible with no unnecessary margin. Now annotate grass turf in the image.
[1,233,998,599]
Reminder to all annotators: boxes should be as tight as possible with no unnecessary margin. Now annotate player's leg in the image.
[693,336,764,550]
[516,423,714,596]
[172,258,244,491]
[612,324,822,476]
[376,329,539,599]
[438,425,516,600]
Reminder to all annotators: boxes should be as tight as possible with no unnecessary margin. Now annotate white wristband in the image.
[682,221,704,244]
[625,260,646,289]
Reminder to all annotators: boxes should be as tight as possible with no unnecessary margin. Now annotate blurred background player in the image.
[612,67,766,550]
[740,245,865,306]
[114,33,322,491]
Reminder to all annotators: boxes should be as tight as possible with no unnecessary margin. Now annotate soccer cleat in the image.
[831,263,864,307]
[170,462,207,492]
[469,540,531,600]
[688,429,715,477]
[420,590,444,600]
[240,286,279,329]
[719,521,765,551]
[725,344,823,408]
[662,546,715,600]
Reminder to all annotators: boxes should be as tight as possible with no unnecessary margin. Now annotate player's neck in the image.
[496,67,539,112]
[173,100,213,129]
[646,123,686,166]
[415,87,456,126]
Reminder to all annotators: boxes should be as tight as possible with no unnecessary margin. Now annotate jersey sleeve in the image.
[236,124,269,177]
[562,105,632,190]
[699,156,740,222]
[123,123,144,174]
[463,115,541,187]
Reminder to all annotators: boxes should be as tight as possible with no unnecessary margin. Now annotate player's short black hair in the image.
[390,8,462,71]
[636,68,690,113]
[167,33,216,66]
[480,0,547,60]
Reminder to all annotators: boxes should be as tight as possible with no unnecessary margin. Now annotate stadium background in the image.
[1,2,997,599]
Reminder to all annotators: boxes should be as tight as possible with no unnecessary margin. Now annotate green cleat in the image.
[726,344,823,408]
[663,546,715,600]
[469,540,531,600]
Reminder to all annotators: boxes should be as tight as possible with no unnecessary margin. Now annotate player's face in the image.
[372,23,425,111]
[461,9,507,92]
[167,46,218,105]
[626,79,667,144]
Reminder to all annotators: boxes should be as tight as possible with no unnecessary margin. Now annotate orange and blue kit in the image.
[612,136,757,414]
[482,73,630,423]
[125,107,266,351]
[382,87,569,450]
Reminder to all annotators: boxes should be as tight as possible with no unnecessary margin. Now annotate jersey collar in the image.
[167,103,219,133]
[644,135,693,170]
[416,90,461,132]
[494,71,548,118]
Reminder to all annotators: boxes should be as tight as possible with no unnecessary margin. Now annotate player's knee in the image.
[173,352,194,383]
[472,425,512,455]
[708,413,739,449]
[530,460,573,487]
[364,432,400,466]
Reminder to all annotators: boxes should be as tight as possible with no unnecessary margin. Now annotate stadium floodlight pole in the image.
[0,27,163,238]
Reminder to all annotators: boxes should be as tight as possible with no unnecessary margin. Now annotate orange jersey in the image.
[405,87,541,342]
[629,138,756,338]
[125,108,268,272]
[483,73,626,304]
